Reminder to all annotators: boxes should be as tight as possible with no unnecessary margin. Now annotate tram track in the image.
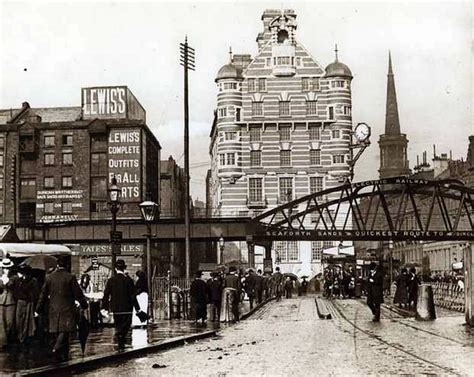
[329,299,463,376]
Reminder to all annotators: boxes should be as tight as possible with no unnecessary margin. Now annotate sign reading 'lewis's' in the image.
[82,86,127,118]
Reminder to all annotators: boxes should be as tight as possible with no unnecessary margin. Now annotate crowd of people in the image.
[322,266,357,299]
[393,267,421,310]
[189,266,310,324]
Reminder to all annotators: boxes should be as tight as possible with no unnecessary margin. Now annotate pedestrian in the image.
[35,255,88,361]
[407,267,420,310]
[14,264,39,345]
[244,269,257,309]
[0,257,18,348]
[101,259,145,351]
[207,272,222,322]
[272,267,284,302]
[366,262,384,322]
[255,269,264,304]
[263,272,271,300]
[132,270,148,327]
[393,268,409,308]
[301,277,308,296]
[221,266,241,322]
[190,270,209,325]
[284,276,293,299]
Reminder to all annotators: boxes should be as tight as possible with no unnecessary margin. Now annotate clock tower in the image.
[378,52,411,178]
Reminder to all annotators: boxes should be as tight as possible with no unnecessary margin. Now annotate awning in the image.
[0,243,71,257]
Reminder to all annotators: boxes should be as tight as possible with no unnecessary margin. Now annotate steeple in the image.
[378,51,411,179]
[385,51,401,135]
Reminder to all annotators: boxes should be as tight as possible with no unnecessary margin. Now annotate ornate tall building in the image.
[378,53,411,178]
[208,9,354,277]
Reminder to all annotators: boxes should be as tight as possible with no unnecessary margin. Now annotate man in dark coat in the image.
[244,269,257,309]
[36,255,88,361]
[189,271,209,324]
[407,267,421,310]
[272,267,284,301]
[102,259,142,351]
[207,273,222,322]
[366,262,384,322]
[223,266,241,321]
[255,269,264,304]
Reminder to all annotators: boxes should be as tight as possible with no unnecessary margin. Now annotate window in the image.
[332,130,341,139]
[310,177,323,194]
[287,241,299,261]
[279,101,290,116]
[343,106,351,115]
[62,134,73,146]
[226,153,235,165]
[302,77,310,91]
[44,177,54,189]
[62,152,73,165]
[62,202,72,214]
[235,108,241,122]
[250,127,261,142]
[252,102,263,117]
[20,178,36,199]
[280,150,291,166]
[91,152,107,175]
[311,241,323,261]
[277,56,291,65]
[218,108,227,118]
[328,106,334,120]
[258,78,266,92]
[0,137,4,148]
[323,240,333,249]
[279,126,291,141]
[91,134,107,150]
[296,57,301,66]
[44,202,54,215]
[44,153,55,166]
[90,200,108,213]
[331,80,345,88]
[219,154,225,166]
[0,175,3,190]
[333,154,345,164]
[312,77,320,91]
[0,153,3,167]
[310,149,321,165]
[309,126,321,140]
[91,177,107,198]
[223,82,237,90]
[44,135,55,147]
[62,176,73,188]
[248,177,263,202]
[250,150,261,167]
[266,58,271,67]
[0,201,3,216]
[225,132,237,141]
[248,78,256,92]
[275,241,286,262]
[279,177,293,202]
[306,101,317,115]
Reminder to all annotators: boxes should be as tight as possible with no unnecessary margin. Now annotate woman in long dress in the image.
[393,268,409,308]
[132,270,148,327]
[0,258,18,348]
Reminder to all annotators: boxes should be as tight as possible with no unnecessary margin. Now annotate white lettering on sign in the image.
[82,87,126,117]
[108,129,141,201]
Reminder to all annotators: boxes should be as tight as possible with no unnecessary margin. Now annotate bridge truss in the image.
[248,177,474,242]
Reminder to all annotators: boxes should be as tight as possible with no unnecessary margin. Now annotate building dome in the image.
[324,61,353,79]
[215,63,242,82]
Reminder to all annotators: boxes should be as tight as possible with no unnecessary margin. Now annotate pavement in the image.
[0,301,252,376]
[81,295,474,376]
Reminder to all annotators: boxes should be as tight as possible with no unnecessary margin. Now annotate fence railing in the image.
[432,282,465,312]
[152,277,192,320]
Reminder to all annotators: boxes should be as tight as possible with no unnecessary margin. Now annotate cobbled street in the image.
[82,297,474,376]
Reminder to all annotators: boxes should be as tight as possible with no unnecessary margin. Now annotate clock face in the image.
[354,123,370,142]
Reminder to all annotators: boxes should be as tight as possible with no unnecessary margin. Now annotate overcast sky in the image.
[1,1,472,201]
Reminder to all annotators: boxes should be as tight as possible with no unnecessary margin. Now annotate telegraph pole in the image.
[180,37,195,280]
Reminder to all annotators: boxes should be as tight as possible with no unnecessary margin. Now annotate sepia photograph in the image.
[0,0,473,375]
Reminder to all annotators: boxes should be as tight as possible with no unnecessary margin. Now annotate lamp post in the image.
[218,235,225,265]
[108,176,120,275]
[139,199,159,322]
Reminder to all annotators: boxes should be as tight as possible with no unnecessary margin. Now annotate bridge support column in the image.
[262,242,273,274]
[247,241,255,269]
[465,242,474,327]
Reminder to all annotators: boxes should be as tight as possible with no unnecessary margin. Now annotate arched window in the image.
[277,29,289,44]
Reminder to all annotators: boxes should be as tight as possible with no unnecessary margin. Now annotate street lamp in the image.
[108,176,120,275]
[219,235,225,264]
[139,199,159,321]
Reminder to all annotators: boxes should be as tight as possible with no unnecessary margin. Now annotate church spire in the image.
[385,51,401,135]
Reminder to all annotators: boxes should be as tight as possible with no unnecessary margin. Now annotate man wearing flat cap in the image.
[102,259,144,351]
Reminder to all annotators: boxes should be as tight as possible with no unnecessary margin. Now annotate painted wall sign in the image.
[39,214,79,223]
[37,190,84,200]
[108,129,141,200]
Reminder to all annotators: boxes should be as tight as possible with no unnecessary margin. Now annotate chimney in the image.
[433,144,436,159]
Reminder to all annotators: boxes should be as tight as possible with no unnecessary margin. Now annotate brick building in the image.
[0,86,161,277]
[208,9,354,277]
